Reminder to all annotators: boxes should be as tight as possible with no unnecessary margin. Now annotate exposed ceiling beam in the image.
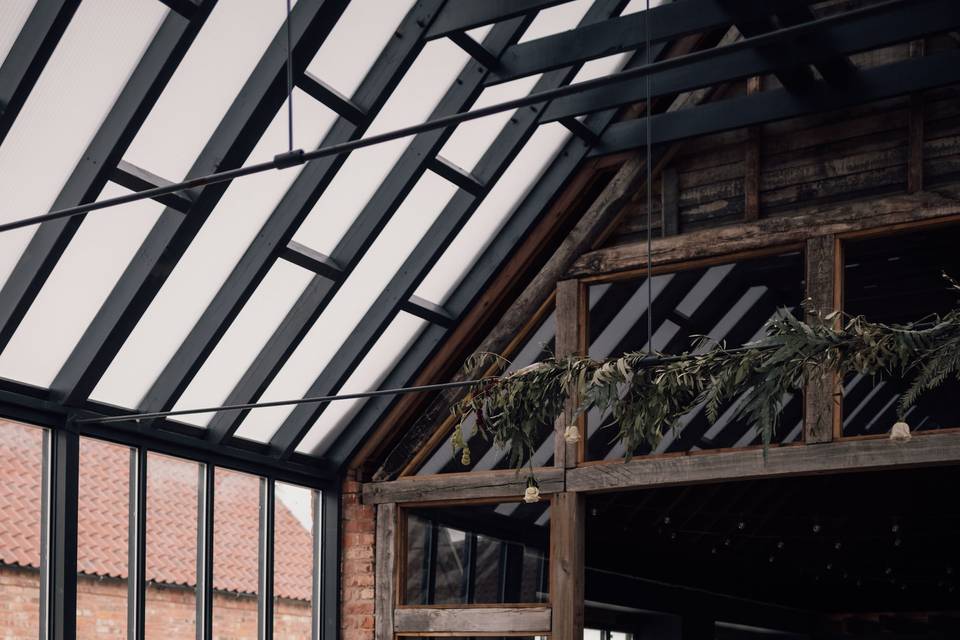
[46,0,352,406]
[425,0,572,40]
[0,1,218,352]
[110,160,196,213]
[0,0,80,145]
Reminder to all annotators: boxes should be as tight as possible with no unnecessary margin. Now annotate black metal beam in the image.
[158,0,199,19]
[540,0,960,123]
[428,155,486,196]
[448,31,501,70]
[196,462,214,640]
[137,1,445,443]
[280,240,343,281]
[111,159,196,213]
[0,1,217,354]
[425,0,571,39]
[318,488,340,640]
[198,9,535,444]
[39,425,79,640]
[485,0,766,86]
[258,477,276,640]
[560,117,602,146]
[269,0,628,460]
[47,0,350,406]
[0,0,80,145]
[298,70,367,125]
[775,3,857,85]
[402,295,456,328]
[127,448,147,640]
[591,48,960,157]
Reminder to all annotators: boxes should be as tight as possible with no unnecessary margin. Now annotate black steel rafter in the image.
[135,1,449,442]
[425,0,573,39]
[0,1,219,354]
[0,0,80,145]
[268,0,628,460]
[45,0,350,406]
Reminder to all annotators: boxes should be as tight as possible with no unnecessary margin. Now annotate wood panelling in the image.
[363,467,564,505]
[393,606,552,634]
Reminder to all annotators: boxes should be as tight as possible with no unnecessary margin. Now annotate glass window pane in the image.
[841,224,960,436]
[236,173,456,443]
[170,261,315,427]
[403,502,549,605]
[0,419,43,637]
[417,309,556,476]
[0,1,36,63]
[274,483,316,635]
[586,252,804,460]
[306,0,415,99]
[77,437,130,637]
[295,312,427,455]
[92,93,336,410]
[212,469,260,638]
[294,38,469,255]
[518,0,591,44]
[146,453,199,638]
[0,0,167,291]
[415,122,571,305]
[0,184,163,387]
[123,0,295,181]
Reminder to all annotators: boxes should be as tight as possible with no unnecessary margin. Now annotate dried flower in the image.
[523,477,541,504]
[460,449,471,466]
[563,425,581,443]
[890,421,912,442]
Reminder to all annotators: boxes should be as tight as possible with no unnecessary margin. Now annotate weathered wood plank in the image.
[550,492,584,640]
[374,503,396,640]
[571,191,960,277]
[744,76,762,221]
[662,167,679,237]
[803,235,838,444]
[362,466,564,505]
[909,40,926,193]
[554,279,582,468]
[393,606,552,634]
[566,431,960,493]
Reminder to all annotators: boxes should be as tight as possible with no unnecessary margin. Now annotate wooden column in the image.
[803,235,839,444]
[374,503,396,640]
[908,40,925,194]
[744,76,762,221]
[554,279,584,468]
[550,491,585,640]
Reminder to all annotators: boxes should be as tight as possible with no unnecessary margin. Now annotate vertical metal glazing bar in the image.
[461,532,477,603]
[319,488,339,640]
[128,448,147,640]
[424,521,438,604]
[258,477,276,640]
[40,424,79,640]
[39,430,51,640]
[310,490,321,639]
[196,463,214,640]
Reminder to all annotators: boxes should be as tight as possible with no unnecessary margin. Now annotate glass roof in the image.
[0,0,677,462]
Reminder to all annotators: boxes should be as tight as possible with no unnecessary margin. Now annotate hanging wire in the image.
[645,0,654,355]
[285,0,294,152]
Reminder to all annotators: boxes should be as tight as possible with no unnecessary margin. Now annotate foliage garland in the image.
[449,279,960,487]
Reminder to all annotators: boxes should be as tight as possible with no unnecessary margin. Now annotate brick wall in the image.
[0,565,311,639]
[341,479,376,640]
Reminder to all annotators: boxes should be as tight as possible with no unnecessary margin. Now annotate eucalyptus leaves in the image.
[450,280,960,480]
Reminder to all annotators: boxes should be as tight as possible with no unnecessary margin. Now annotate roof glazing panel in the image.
[0,1,37,63]
[0,0,167,290]
[92,91,337,409]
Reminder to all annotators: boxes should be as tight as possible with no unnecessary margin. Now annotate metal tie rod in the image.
[0,0,906,234]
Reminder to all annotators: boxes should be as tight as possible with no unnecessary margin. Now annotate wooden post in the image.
[908,39,925,194]
[744,76,762,221]
[550,492,585,640]
[803,235,839,444]
[374,503,396,640]
[661,166,680,236]
[555,279,584,468]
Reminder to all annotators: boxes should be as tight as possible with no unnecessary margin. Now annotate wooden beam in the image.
[374,503,396,640]
[566,431,960,493]
[804,235,838,444]
[744,76,762,221]
[570,190,960,278]
[393,606,552,634]
[550,492,584,640]
[554,280,583,468]
[908,40,926,194]
[661,166,679,237]
[362,466,564,505]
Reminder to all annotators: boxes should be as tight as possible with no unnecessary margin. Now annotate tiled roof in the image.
[0,419,313,601]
